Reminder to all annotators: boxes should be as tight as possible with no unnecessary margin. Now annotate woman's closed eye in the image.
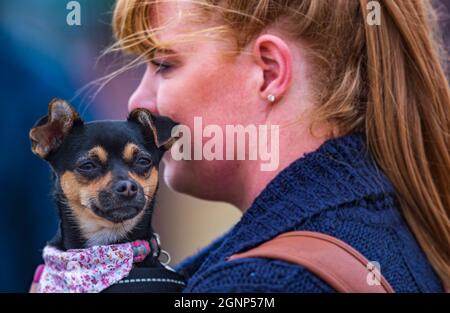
[150,60,173,74]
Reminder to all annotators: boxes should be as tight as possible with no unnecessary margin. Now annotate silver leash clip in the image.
[159,249,171,266]
[154,233,171,266]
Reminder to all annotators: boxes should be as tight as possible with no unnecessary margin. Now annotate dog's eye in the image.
[135,156,152,167]
[77,161,98,172]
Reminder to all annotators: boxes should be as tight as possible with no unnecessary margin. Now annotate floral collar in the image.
[34,236,160,293]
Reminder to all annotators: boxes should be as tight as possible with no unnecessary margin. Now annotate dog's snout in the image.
[114,180,138,198]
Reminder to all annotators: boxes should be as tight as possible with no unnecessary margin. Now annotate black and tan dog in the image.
[29,99,184,292]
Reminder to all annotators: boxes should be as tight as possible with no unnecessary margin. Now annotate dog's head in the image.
[29,99,178,246]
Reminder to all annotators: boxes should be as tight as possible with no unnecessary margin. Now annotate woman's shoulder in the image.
[178,205,445,293]
[297,205,445,292]
[175,231,230,280]
[176,133,444,293]
[182,257,335,293]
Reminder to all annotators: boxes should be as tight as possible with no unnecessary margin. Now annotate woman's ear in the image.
[252,34,293,102]
[128,108,180,150]
[29,99,83,159]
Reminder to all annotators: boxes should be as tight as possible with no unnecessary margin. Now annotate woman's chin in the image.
[162,154,188,193]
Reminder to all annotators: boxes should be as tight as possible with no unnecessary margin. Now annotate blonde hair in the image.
[111,0,450,288]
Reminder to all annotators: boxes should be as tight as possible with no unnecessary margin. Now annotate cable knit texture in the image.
[175,132,444,293]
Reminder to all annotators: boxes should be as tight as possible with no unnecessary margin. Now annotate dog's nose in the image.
[114,180,138,198]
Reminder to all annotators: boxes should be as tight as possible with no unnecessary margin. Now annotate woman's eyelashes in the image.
[150,59,173,74]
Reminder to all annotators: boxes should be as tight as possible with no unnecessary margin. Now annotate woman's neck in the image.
[234,123,332,212]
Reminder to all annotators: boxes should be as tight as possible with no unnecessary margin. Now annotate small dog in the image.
[29,99,184,292]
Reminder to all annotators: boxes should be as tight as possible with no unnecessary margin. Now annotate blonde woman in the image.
[107,0,449,292]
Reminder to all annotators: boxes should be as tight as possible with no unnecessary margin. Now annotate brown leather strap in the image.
[228,231,394,293]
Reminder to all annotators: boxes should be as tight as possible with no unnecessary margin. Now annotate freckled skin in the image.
[127,0,264,205]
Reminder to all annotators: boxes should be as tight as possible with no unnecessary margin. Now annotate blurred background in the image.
[0,0,448,292]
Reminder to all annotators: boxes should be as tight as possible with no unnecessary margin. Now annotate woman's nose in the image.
[128,65,159,115]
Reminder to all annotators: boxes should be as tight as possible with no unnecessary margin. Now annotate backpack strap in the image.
[228,231,394,293]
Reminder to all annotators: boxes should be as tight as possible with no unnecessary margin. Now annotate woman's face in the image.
[128,0,263,202]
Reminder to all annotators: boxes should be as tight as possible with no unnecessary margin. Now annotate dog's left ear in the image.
[29,99,83,159]
[128,109,179,150]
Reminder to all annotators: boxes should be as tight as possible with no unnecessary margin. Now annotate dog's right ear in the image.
[29,99,83,159]
[128,108,179,151]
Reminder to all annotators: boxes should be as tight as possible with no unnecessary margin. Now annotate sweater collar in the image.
[196,132,396,273]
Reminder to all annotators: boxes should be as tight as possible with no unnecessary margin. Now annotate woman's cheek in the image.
[157,82,192,120]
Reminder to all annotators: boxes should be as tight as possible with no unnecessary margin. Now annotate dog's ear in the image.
[128,108,179,150]
[29,99,83,159]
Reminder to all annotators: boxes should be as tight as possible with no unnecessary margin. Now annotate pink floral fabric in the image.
[37,240,150,293]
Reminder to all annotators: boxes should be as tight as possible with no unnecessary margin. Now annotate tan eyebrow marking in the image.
[88,146,108,163]
[123,143,140,162]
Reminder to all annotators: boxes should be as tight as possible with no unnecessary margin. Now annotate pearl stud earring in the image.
[267,94,276,103]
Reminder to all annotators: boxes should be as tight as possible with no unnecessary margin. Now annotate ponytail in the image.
[360,0,450,288]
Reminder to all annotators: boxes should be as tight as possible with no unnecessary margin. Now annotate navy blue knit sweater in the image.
[175,132,444,292]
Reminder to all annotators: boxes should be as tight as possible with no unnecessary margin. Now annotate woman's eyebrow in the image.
[153,48,177,55]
